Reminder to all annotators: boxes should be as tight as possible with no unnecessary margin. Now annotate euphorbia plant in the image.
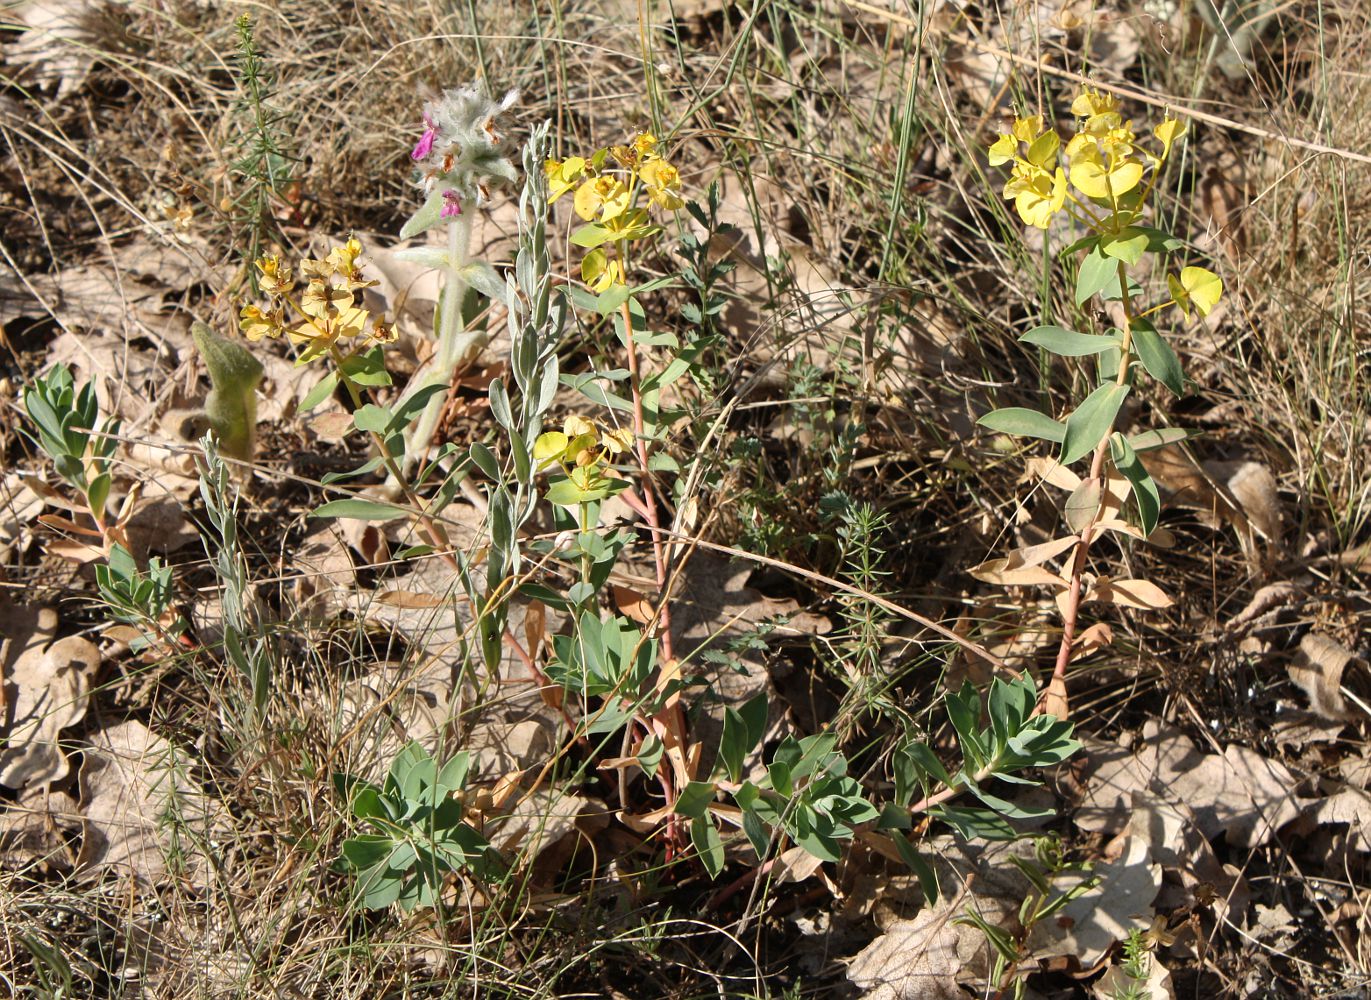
[976,88,1223,713]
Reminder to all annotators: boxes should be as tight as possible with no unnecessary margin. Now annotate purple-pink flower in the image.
[440,190,463,218]
[410,113,437,162]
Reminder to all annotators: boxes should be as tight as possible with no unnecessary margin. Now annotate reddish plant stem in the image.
[1048,259,1137,700]
[616,286,690,844]
[616,296,674,664]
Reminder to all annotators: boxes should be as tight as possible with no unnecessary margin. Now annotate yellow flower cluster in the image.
[545,133,685,292]
[533,414,634,471]
[987,89,1185,229]
[532,415,633,506]
[239,239,396,363]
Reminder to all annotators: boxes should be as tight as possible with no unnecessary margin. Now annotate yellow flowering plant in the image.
[546,131,684,300]
[977,89,1225,714]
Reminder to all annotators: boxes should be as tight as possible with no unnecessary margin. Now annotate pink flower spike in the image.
[441,189,463,218]
[410,114,437,161]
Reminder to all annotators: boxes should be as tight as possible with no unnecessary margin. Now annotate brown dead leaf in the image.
[1084,577,1174,611]
[848,838,1035,997]
[1094,953,1176,1000]
[1289,632,1368,722]
[0,602,98,791]
[6,0,105,97]
[970,535,1078,588]
[0,473,43,564]
[668,551,821,778]
[1310,786,1371,852]
[845,901,966,1000]
[77,720,225,885]
[489,789,605,880]
[611,584,655,625]
[0,788,79,872]
[1076,723,1305,849]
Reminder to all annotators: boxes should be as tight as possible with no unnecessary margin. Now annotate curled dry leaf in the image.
[0,602,98,791]
[77,720,225,885]
[1083,577,1173,611]
[0,473,43,563]
[1288,632,1368,722]
[970,534,1078,588]
[0,788,80,872]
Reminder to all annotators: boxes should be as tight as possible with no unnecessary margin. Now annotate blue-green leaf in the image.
[978,407,1065,444]
[1061,384,1129,465]
[1129,319,1185,396]
[1075,246,1117,305]
[1019,326,1120,357]
[311,499,407,521]
[1110,432,1160,536]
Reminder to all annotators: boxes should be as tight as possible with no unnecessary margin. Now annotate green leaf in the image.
[1061,384,1129,465]
[674,780,717,820]
[1100,227,1149,266]
[311,498,407,521]
[1059,233,1100,258]
[892,833,939,904]
[691,815,724,878]
[1127,427,1194,451]
[967,783,1056,820]
[353,404,393,434]
[341,834,395,870]
[86,472,111,519]
[469,442,500,480]
[1133,225,1185,253]
[1075,246,1117,305]
[1110,432,1160,536]
[930,805,1018,840]
[340,349,392,388]
[594,285,632,316]
[300,371,339,412]
[978,407,1065,444]
[570,223,612,248]
[1019,326,1119,357]
[741,805,770,858]
[399,188,448,240]
[905,741,954,790]
[720,708,749,784]
[1129,319,1185,396]
[637,734,664,778]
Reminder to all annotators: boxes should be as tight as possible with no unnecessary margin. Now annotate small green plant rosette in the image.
[335,742,495,911]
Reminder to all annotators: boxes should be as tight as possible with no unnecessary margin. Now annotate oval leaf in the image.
[1064,478,1102,532]
[311,499,406,521]
[1020,326,1120,357]
[1075,246,1117,305]
[1061,384,1129,465]
[978,407,1065,444]
[1129,319,1185,396]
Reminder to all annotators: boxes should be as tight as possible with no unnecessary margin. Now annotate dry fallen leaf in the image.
[1076,722,1306,849]
[0,602,98,791]
[77,720,225,885]
[0,473,44,563]
[845,899,968,1000]
[0,788,79,872]
[1083,577,1174,611]
[1288,632,1368,722]
[849,838,1037,997]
